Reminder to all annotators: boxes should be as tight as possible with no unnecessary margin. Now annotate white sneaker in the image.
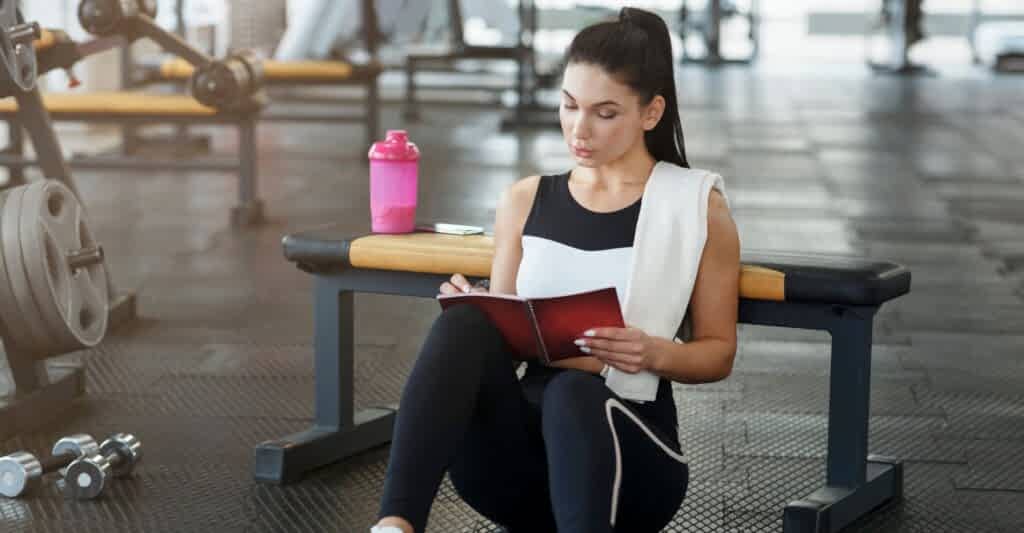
[370,526,404,533]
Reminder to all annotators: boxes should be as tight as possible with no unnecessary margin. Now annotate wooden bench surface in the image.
[160,58,355,81]
[0,91,218,116]
[299,232,787,302]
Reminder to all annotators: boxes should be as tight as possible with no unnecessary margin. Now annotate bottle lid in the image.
[368,130,420,161]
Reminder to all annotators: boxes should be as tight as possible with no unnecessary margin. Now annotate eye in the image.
[562,101,578,109]
[598,112,617,119]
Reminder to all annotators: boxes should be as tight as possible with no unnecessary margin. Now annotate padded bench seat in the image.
[140,57,381,147]
[0,91,220,118]
[256,226,912,533]
[158,58,383,83]
[281,232,910,306]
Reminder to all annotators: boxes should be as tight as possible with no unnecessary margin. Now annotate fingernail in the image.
[580,346,591,354]
[463,286,471,293]
[584,330,595,337]
[574,339,586,346]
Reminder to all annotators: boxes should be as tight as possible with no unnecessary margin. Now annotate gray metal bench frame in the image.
[253,264,904,533]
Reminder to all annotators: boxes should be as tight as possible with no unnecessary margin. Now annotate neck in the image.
[572,144,657,188]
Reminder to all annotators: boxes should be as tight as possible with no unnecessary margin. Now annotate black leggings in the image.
[378,305,689,532]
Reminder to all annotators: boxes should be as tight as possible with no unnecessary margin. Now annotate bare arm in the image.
[487,176,538,295]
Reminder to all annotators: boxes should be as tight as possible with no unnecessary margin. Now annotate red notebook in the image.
[437,287,625,363]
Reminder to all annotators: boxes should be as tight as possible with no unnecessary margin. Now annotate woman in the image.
[373,7,740,533]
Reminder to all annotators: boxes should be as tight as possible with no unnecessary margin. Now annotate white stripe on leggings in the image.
[604,398,687,527]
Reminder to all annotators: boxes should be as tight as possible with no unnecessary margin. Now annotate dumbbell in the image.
[62,433,141,500]
[0,434,99,498]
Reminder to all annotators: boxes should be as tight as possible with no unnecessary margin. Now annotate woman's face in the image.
[559,62,662,168]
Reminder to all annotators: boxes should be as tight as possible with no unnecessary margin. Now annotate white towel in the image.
[605,161,728,402]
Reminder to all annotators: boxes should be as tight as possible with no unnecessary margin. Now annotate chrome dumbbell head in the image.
[0,452,43,498]
[0,434,99,498]
[100,433,141,477]
[62,434,141,500]
[52,434,101,464]
[62,454,111,500]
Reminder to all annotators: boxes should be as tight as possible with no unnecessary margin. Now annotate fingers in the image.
[439,273,475,295]
[576,338,643,354]
[582,327,637,340]
[439,282,460,295]
[450,273,473,293]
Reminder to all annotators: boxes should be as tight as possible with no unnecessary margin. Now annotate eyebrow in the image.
[561,90,621,107]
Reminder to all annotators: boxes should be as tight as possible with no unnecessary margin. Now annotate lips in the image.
[572,146,593,157]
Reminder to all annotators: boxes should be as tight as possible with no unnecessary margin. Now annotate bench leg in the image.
[403,57,420,121]
[253,279,395,484]
[230,117,264,227]
[366,75,379,149]
[782,306,903,533]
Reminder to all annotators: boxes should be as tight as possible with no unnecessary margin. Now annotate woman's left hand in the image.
[574,327,662,374]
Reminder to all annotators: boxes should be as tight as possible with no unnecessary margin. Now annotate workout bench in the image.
[123,0,382,149]
[154,58,381,149]
[256,229,912,533]
[0,91,264,227]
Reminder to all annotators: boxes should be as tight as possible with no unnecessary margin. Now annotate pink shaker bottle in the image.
[368,130,420,234]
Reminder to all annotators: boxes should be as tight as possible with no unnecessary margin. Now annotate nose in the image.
[572,114,591,142]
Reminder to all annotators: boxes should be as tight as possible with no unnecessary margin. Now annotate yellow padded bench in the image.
[0,91,219,117]
[334,233,786,301]
[260,227,911,533]
[134,56,381,147]
[159,58,360,81]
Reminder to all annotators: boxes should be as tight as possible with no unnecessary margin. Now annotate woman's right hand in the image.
[439,273,487,295]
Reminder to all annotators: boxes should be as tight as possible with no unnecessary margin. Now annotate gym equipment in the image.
[260,228,911,533]
[0,434,99,498]
[62,433,141,500]
[404,0,538,124]
[123,0,382,153]
[677,0,760,65]
[77,0,266,112]
[2,0,276,227]
[0,92,263,227]
[0,5,129,442]
[0,180,108,356]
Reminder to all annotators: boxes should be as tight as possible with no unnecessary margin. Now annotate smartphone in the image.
[415,222,485,235]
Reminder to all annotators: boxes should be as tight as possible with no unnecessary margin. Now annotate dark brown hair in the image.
[565,7,689,168]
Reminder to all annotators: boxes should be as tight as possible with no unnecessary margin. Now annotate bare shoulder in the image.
[708,188,729,211]
[705,188,739,254]
[501,175,542,208]
[495,175,542,231]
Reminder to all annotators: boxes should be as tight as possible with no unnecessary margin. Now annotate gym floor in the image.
[2,65,1024,532]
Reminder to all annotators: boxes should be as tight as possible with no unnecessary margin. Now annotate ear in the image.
[643,94,666,131]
